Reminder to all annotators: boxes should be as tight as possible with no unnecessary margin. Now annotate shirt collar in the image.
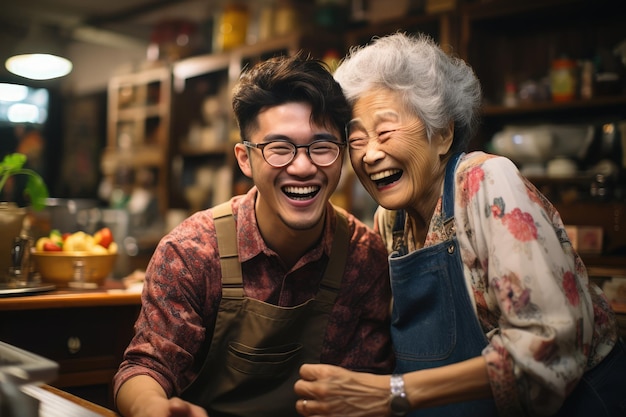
[232,186,337,265]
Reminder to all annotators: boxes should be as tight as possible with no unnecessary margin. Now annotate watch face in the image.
[390,395,411,417]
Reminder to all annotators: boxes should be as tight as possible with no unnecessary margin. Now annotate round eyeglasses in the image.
[243,140,345,168]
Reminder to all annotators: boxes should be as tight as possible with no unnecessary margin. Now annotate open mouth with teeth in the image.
[370,169,403,188]
[282,185,320,200]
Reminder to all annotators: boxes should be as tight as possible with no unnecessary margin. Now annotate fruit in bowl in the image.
[32,228,118,287]
[35,227,118,254]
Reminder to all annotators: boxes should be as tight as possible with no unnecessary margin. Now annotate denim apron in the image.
[389,152,498,416]
[390,153,626,416]
[181,203,349,417]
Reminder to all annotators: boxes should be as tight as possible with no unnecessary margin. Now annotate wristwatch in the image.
[389,374,411,417]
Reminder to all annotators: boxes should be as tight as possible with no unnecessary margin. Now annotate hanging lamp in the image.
[5,25,73,81]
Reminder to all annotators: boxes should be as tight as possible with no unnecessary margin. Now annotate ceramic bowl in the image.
[491,125,554,164]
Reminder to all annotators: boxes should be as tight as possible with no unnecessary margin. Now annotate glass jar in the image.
[215,2,249,52]
[550,58,577,102]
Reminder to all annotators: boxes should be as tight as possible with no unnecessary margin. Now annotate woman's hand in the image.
[294,364,390,417]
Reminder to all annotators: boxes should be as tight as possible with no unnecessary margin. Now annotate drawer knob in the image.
[67,336,81,354]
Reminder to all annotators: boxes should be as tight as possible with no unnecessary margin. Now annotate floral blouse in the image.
[375,151,618,416]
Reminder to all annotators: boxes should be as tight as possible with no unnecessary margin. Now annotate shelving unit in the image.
[459,0,626,148]
[103,65,172,217]
[169,33,316,211]
[345,12,454,51]
[457,0,626,266]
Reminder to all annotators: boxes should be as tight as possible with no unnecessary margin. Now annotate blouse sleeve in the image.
[455,153,595,416]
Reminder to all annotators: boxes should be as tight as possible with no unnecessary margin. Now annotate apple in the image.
[42,239,62,251]
[93,227,114,249]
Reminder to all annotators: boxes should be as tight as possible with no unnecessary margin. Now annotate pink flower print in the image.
[502,208,537,242]
[467,166,484,197]
[460,166,484,207]
[562,271,580,307]
[494,273,531,315]
[529,338,558,363]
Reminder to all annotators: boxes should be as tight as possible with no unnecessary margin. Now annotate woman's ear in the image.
[437,121,454,156]
[234,143,253,178]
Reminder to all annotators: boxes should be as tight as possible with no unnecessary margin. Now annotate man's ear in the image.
[438,121,454,156]
[234,143,252,178]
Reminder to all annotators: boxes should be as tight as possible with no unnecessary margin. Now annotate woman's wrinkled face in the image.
[347,89,446,211]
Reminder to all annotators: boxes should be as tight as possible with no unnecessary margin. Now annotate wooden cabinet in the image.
[0,290,141,410]
[102,65,172,217]
[456,0,626,266]
[345,12,456,52]
[458,0,626,148]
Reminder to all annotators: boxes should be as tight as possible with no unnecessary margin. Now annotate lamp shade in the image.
[5,26,73,80]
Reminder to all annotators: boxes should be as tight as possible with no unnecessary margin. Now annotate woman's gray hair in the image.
[334,32,482,153]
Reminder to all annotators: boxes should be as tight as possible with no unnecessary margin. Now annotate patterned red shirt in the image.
[114,187,394,398]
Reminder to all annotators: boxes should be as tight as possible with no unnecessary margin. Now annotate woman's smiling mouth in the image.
[370,169,403,187]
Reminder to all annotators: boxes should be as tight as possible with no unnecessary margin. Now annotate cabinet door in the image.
[0,304,140,409]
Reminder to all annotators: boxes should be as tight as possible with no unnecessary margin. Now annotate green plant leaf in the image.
[0,153,49,211]
[25,172,49,210]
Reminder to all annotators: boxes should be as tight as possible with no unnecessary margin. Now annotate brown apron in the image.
[181,202,349,417]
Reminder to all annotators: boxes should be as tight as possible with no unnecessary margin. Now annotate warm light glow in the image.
[5,53,73,80]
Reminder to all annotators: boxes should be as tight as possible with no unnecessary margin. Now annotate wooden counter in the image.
[0,288,141,311]
[33,384,120,416]
[0,282,142,411]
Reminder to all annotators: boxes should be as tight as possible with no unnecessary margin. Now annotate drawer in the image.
[1,304,139,409]
[0,305,139,369]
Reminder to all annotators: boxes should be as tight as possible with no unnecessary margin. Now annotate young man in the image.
[113,53,394,417]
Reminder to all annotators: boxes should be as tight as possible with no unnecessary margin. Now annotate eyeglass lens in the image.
[263,141,341,167]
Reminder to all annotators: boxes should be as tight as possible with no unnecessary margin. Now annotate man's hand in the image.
[117,375,208,417]
[133,396,208,417]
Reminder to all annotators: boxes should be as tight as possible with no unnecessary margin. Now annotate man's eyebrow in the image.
[313,132,339,141]
[262,133,290,142]
[262,132,338,142]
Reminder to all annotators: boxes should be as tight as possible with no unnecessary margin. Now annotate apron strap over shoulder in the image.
[213,202,349,302]
[213,201,244,299]
[316,207,349,305]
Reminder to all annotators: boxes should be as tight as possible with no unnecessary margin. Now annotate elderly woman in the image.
[294,33,626,417]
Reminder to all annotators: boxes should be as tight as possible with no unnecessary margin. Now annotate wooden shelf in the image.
[105,66,172,217]
[168,34,314,211]
[482,95,626,117]
[178,143,231,157]
[462,0,604,20]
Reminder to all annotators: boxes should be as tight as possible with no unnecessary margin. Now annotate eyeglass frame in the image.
[242,139,346,168]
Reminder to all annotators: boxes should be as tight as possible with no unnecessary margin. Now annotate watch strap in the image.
[389,374,411,417]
